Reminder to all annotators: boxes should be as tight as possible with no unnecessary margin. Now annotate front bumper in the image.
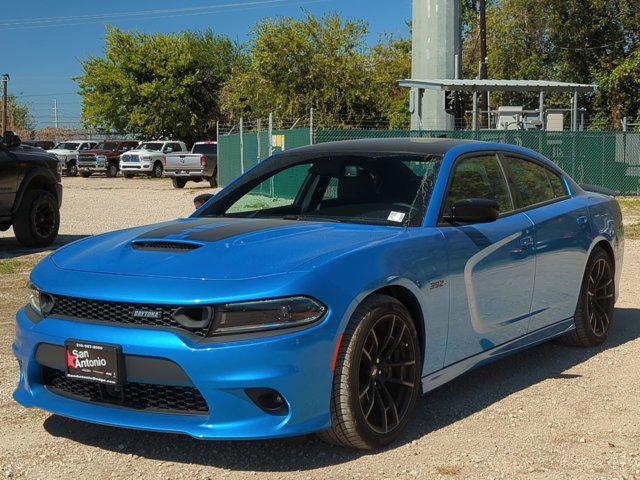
[120,162,153,174]
[13,307,334,439]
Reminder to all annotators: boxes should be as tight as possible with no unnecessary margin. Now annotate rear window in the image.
[192,143,217,155]
[504,156,568,208]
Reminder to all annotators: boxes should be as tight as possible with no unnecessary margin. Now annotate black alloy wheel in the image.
[67,161,78,177]
[586,257,615,337]
[559,247,615,347]
[13,189,60,247]
[318,294,420,449]
[357,314,418,435]
[106,163,118,178]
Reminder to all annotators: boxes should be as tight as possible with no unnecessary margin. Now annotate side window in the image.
[504,156,566,208]
[444,155,513,217]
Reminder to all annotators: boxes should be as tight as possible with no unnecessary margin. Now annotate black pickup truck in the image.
[0,131,62,247]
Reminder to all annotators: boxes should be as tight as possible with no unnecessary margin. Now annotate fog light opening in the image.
[245,388,289,416]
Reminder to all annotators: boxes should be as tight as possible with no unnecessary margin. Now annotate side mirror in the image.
[450,198,499,224]
[194,193,214,209]
[2,131,21,148]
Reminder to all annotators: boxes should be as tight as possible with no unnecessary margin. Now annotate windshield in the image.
[53,142,80,150]
[192,143,217,155]
[139,142,164,151]
[94,142,118,151]
[199,154,442,226]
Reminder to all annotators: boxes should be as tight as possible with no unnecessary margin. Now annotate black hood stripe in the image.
[136,218,306,243]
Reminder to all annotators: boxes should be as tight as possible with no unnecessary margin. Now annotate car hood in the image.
[51,217,401,280]
[82,149,115,155]
[124,149,161,155]
[47,149,76,155]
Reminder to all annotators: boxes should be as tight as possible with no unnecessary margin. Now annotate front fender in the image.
[13,167,61,213]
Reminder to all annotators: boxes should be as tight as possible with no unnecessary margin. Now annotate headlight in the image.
[206,296,326,336]
[28,284,55,316]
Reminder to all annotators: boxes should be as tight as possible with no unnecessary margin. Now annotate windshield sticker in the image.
[388,211,406,223]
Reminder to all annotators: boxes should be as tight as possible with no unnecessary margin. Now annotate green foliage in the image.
[221,13,410,128]
[0,259,21,275]
[77,26,239,144]
[7,94,35,131]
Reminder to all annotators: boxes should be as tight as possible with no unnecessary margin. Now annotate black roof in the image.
[279,137,474,159]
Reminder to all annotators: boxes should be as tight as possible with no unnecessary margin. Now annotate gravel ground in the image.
[0,177,639,479]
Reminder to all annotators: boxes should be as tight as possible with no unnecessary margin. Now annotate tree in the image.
[221,13,410,128]
[77,26,239,144]
[6,94,35,133]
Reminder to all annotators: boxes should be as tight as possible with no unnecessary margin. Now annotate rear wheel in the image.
[106,163,118,178]
[318,294,420,450]
[172,177,187,189]
[560,247,615,347]
[13,189,60,248]
[66,161,78,177]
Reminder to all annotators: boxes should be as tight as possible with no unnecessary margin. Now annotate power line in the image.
[0,0,330,30]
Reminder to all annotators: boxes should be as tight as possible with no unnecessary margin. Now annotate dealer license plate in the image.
[65,340,123,385]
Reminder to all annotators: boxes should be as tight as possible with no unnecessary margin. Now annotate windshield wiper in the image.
[281,214,343,223]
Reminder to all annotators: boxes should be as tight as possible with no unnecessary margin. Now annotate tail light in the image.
[200,155,206,167]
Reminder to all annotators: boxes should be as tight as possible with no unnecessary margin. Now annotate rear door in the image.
[501,155,591,332]
[440,154,536,366]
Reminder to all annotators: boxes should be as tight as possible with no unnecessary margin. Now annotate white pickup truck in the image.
[119,140,187,178]
[164,141,218,188]
[47,140,97,177]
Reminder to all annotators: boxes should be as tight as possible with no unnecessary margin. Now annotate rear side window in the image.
[192,143,217,155]
[504,156,567,208]
[444,155,513,216]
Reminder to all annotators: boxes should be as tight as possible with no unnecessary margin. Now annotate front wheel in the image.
[106,163,118,178]
[559,247,615,347]
[317,294,420,450]
[151,162,163,178]
[66,161,78,177]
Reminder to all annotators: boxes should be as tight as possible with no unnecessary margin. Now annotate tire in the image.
[317,294,421,450]
[208,174,217,188]
[12,189,60,248]
[66,161,78,177]
[80,171,92,178]
[559,247,615,347]
[123,173,134,179]
[106,163,118,178]
[172,177,187,189]
[151,162,163,178]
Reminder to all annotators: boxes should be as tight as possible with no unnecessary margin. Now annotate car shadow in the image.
[43,307,640,471]
[0,234,89,259]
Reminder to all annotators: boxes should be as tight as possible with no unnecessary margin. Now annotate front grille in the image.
[42,367,209,414]
[48,295,211,337]
[121,154,139,162]
[132,241,202,252]
[78,153,96,162]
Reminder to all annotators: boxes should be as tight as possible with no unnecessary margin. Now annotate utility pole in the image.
[53,99,59,129]
[478,0,488,128]
[1,74,9,134]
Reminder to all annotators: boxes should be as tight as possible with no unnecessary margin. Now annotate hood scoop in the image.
[131,240,202,252]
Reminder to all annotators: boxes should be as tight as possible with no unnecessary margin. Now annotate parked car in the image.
[119,140,187,179]
[21,140,55,150]
[0,131,62,247]
[78,140,140,178]
[47,140,97,177]
[164,141,218,188]
[13,138,623,449]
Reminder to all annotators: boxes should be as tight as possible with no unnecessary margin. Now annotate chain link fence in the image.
[217,116,640,197]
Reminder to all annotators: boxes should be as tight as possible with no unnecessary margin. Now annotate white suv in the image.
[47,140,97,177]
[119,141,188,179]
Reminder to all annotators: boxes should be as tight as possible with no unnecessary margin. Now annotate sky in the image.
[0,0,411,129]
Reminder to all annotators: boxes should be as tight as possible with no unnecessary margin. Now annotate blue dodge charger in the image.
[14,138,624,449]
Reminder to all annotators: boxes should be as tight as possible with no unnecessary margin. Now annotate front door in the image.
[439,154,536,366]
[0,148,17,216]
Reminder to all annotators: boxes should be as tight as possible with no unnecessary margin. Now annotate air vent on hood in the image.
[131,241,202,252]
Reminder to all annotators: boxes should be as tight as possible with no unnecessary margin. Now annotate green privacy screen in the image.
[218,129,640,197]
